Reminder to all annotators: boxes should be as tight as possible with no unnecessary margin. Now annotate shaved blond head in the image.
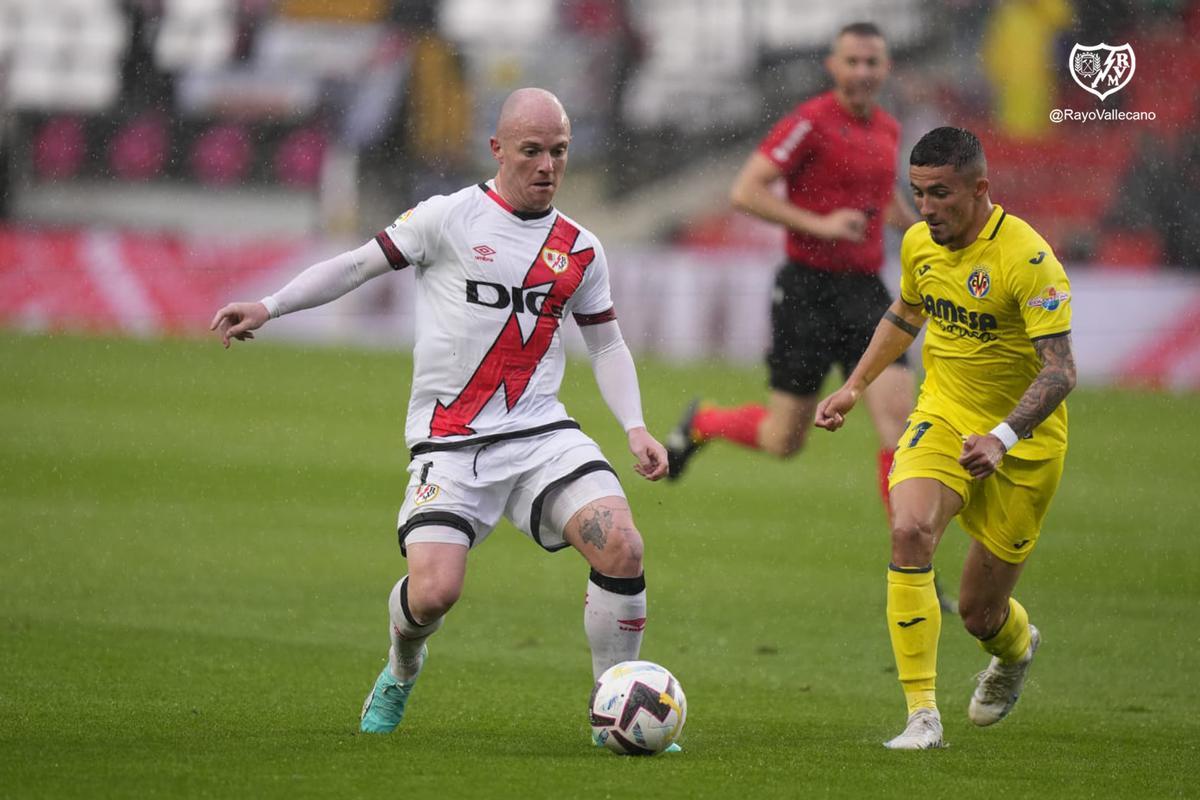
[489,87,572,213]
[495,88,570,141]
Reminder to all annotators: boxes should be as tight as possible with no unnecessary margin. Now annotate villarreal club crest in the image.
[967,267,991,299]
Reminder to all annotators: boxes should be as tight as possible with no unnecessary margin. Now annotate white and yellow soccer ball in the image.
[589,660,686,755]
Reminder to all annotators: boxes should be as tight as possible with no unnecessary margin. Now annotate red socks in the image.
[693,404,768,449]
[693,408,896,510]
[878,447,895,507]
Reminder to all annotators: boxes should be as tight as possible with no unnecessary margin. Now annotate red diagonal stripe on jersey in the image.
[429,216,596,437]
[617,617,647,632]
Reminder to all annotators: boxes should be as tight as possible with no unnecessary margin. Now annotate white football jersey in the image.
[376,182,616,451]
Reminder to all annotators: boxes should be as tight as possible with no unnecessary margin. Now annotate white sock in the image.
[584,569,647,680]
[387,576,444,681]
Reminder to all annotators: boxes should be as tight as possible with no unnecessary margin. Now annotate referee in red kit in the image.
[666,22,952,609]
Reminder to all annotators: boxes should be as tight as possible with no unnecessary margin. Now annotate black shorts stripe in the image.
[410,419,581,458]
[398,511,476,556]
[529,460,619,552]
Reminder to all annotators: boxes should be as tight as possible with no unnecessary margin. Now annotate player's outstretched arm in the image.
[960,333,1076,479]
[816,299,924,431]
[210,241,394,349]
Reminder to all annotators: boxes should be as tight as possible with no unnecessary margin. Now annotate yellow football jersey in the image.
[899,205,1071,459]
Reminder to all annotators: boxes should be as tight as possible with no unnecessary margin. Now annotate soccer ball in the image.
[589,660,686,755]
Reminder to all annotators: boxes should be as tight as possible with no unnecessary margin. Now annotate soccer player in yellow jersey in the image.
[815,127,1076,749]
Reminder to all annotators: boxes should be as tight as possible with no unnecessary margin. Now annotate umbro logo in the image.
[897,617,927,628]
[473,244,496,262]
[917,264,932,276]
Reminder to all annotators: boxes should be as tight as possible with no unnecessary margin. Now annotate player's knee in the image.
[760,426,807,458]
[764,437,805,458]
[597,526,644,578]
[958,597,1007,640]
[890,518,936,564]
[408,579,462,620]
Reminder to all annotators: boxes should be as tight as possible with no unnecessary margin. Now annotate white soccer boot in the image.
[969,624,1041,727]
[883,707,946,750]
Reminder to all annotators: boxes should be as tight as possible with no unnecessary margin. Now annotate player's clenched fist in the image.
[814,386,860,431]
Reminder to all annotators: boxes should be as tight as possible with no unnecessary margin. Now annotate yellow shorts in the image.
[888,414,1065,564]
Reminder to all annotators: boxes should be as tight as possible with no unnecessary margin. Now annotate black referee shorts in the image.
[767,261,909,396]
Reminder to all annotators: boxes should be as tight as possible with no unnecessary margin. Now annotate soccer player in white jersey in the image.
[211,88,669,739]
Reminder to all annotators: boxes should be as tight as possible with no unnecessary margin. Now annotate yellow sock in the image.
[980,597,1032,664]
[887,565,942,715]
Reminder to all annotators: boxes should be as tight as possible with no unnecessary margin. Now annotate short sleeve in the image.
[375,194,451,269]
[757,110,818,175]
[1008,247,1072,340]
[567,236,614,321]
[898,225,924,307]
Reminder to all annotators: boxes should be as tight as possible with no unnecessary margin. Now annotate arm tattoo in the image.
[884,309,921,338]
[1006,334,1077,438]
[579,507,613,551]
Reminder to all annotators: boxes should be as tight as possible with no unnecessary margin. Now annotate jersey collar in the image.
[978,204,1007,242]
[478,182,555,221]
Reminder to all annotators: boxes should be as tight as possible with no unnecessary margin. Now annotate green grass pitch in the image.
[2,332,1197,798]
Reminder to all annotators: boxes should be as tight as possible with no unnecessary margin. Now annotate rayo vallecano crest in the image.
[1069,43,1136,101]
[541,247,569,274]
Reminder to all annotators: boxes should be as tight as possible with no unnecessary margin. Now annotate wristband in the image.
[989,422,1019,451]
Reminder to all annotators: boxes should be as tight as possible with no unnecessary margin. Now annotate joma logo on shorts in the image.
[922,294,998,334]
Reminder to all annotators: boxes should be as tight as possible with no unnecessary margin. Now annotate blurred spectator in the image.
[121,0,174,109]
[563,0,642,173]
[400,29,472,199]
[982,0,1074,139]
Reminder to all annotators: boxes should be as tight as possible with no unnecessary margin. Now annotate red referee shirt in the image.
[758,91,900,274]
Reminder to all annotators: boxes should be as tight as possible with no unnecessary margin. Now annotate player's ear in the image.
[974,177,989,199]
[489,136,502,164]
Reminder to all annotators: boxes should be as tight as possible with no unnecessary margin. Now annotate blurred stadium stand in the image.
[0,0,1198,385]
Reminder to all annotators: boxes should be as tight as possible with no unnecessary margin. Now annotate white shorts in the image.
[397,427,625,554]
